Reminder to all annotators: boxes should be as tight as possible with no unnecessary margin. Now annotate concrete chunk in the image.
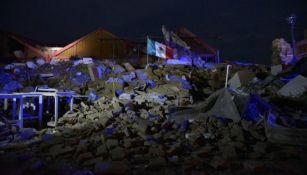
[106,139,118,150]
[110,147,126,160]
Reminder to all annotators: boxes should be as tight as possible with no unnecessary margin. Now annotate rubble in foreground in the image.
[1,57,307,175]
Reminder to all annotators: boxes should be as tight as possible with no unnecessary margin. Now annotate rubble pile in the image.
[0,58,213,101]
[0,58,112,94]
[1,57,307,174]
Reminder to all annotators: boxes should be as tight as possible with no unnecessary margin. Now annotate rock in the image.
[132,118,152,134]
[94,161,128,174]
[123,139,133,148]
[135,69,148,81]
[106,139,118,150]
[110,147,126,160]
[134,93,167,105]
[146,80,156,88]
[63,111,79,118]
[140,109,149,120]
[119,93,133,100]
[77,152,94,164]
[111,106,123,117]
[252,142,267,154]
[249,126,266,141]
[243,160,267,173]
[98,117,110,128]
[131,154,149,165]
[41,133,56,142]
[96,144,108,156]
[72,169,94,175]
[104,126,117,137]
[149,146,165,157]
[209,156,230,169]
[220,145,237,159]
[96,65,110,79]
[166,142,181,155]
[76,139,88,154]
[113,65,126,74]
[86,111,101,120]
[26,61,37,69]
[167,155,179,164]
[24,158,45,171]
[129,146,148,155]
[122,72,136,82]
[50,58,59,65]
[123,62,135,72]
[106,77,125,91]
[48,144,75,158]
[1,81,23,93]
[230,124,245,142]
[39,136,65,150]
[194,146,212,157]
[19,128,37,140]
[82,157,103,167]
[148,157,167,169]
[241,120,252,131]
[36,58,46,65]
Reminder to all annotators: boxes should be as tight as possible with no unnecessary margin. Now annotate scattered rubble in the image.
[1,57,307,174]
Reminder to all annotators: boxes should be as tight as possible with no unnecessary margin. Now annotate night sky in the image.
[1,0,306,64]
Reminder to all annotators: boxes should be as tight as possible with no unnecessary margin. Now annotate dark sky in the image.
[1,0,306,64]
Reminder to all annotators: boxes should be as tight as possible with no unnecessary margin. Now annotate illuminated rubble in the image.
[0,57,307,174]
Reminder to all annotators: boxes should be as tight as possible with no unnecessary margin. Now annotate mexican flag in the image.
[147,37,173,59]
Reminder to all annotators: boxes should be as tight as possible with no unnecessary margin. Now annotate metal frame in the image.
[0,91,88,128]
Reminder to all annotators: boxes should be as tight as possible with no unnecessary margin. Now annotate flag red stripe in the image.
[166,47,173,59]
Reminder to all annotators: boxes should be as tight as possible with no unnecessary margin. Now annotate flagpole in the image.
[225,64,231,88]
[146,36,149,69]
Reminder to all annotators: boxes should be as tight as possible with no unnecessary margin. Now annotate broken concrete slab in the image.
[109,147,126,160]
[105,139,118,150]
[230,124,245,142]
[77,152,94,164]
[123,62,135,72]
[48,144,75,158]
[278,75,307,98]
[228,70,255,89]
[94,161,128,174]
[219,145,237,159]
[148,157,167,169]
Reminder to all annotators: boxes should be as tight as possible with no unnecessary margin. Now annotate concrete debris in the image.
[94,161,128,174]
[277,75,307,97]
[110,147,126,160]
[271,64,283,75]
[106,139,118,150]
[123,62,135,72]
[36,58,46,66]
[26,61,37,69]
[148,157,167,169]
[19,128,38,141]
[1,57,307,174]
[113,64,126,74]
[228,70,255,89]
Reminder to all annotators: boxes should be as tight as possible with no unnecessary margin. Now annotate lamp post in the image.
[286,14,297,63]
